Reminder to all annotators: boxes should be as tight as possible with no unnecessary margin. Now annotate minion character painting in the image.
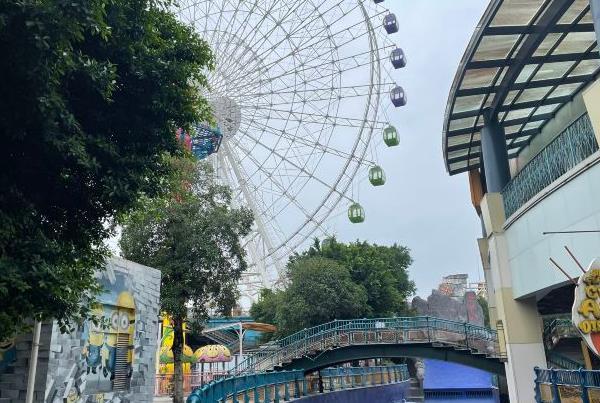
[102,291,136,385]
[82,305,105,375]
[83,272,137,393]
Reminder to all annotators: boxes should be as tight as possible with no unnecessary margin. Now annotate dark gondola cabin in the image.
[391,48,406,69]
[384,14,399,34]
[391,86,407,107]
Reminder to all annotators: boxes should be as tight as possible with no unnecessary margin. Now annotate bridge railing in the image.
[534,367,600,402]
[233,317,499,374]
[187,365,409,403]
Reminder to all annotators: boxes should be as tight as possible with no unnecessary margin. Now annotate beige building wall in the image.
[583,78,600,147]
[480,193,546,402]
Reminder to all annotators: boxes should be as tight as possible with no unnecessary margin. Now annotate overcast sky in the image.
[112,1,491,299]
[330,0,489,297]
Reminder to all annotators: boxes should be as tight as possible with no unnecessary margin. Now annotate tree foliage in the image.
[299,238,416,316]
[251,239,415,339]
[477,295,490,328]
[120,159,253,402]
[0,0,213,338]
[253,257,369,338]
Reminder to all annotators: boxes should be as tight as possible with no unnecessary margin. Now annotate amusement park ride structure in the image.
[176,0,407,308]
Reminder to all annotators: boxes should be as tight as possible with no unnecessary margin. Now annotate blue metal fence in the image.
[534,367,600,402]
[186,365,409,403]
[502,113,598,218]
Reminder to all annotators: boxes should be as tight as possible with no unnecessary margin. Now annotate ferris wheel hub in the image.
[209,95,242,139]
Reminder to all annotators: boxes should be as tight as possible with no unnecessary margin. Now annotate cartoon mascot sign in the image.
[572,258,600,356]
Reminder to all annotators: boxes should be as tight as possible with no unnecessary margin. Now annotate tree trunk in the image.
[172,316,185,403]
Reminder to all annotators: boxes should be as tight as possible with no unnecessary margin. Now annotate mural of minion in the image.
[83,305,105,375]
[103,291,136,383]
[65,386,79,403]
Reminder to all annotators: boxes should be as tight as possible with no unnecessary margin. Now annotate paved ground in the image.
[153,397,174,402]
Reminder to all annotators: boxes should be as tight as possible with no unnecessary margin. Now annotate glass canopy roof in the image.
[443,0,600,175]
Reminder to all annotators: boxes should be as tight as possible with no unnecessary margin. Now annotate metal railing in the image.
[155,371,230,396]
[544,318,579,349]
[187,364,409,403]
[232,316,499,375]
[503,113,598,218]
[535,367,600,402]
[547,352,583,371]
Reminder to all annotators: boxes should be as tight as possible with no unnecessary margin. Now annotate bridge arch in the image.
[276,343,505,375]
[235,317,506,377]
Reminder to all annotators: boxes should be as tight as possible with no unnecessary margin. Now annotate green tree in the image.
[477,295,491,328]
[300,238,416,317]
[0,0,213,338]
[120,159,253,403]
[252,257,369,338]
[251,239,415,338]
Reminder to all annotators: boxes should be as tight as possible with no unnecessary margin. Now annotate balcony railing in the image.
[543,318,579,350]
[535,368,600,402]
[503,113,598,218]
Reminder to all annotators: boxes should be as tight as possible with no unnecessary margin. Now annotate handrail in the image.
[187,364,410,403]
[232,316,499,374]
[534,367,600,402]
[547,352,583,370]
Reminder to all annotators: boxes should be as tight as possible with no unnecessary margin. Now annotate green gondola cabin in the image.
[383,126,399,146]
[348,203,365,223]
[369,165,386,186]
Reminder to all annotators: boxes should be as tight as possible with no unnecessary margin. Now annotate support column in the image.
[590,0,600,52]
[481,193,546,402]
[477,238,498,328]
[480,110,510,193]
[582,79,600,147]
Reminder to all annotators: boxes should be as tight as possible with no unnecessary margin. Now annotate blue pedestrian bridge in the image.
[187,317,506,402]
[234,317,505,375]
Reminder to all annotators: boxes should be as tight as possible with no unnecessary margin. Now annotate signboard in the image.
[572,258,600,356]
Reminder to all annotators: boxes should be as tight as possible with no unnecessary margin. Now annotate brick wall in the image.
[0,257,161,403]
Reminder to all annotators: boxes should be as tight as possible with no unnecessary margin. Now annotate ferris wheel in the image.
[176,0,407,307]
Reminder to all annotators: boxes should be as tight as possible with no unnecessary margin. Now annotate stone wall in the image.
[412,290,484,326]
[0,257,161,403]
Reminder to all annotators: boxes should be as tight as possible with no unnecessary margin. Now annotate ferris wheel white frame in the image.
[177,0,404,307]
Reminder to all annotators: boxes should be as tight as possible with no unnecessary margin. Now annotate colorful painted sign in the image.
[572,258,600,356]
[157,316,196,374]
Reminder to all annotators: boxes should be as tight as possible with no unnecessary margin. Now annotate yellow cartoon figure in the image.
[66,386,78,403]
[83,305,105,375]
[102,292,135,381]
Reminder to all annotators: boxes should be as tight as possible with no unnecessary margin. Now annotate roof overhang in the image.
[203,321,277,334]
[443,0,600,175]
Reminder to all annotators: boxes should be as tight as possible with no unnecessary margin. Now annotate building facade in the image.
[0,257,161,403]
[443,0,600,400]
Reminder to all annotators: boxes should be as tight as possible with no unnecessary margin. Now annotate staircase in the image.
[405,378,424,402]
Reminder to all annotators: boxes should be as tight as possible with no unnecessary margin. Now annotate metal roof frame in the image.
[443,0,600,175]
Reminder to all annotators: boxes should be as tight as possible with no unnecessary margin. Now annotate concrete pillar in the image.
[481,193,546,402]
[590,0,600,55]
[477,238,498,328]
[481,110,511,193]
[583,78,600,147]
